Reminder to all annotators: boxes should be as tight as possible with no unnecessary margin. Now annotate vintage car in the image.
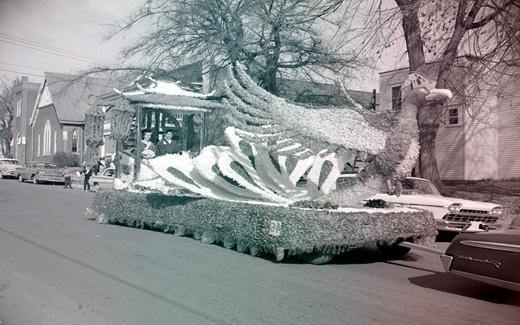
[90,167,115,192]
[0,158,20,179]
[396,221,520,291]
[440,226,520,291]
[17,161,64,184]
[368,177,506,233]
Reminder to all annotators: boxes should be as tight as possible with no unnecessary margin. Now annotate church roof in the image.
[38,72,118,123]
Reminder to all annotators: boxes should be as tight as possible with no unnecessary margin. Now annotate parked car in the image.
[17,161,64,184]
[89,167,115,192]
[368,177,506,233]
[0,158,20,179]
[441,226,520,291]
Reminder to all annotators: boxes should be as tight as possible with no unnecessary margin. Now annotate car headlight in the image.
[448,203,462,213]
[490,207,503,215]
[38,171,45,175]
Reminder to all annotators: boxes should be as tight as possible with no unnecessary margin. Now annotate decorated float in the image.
[90,64,452,263]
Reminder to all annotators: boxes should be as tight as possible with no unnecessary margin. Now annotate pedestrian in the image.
[82,162,93,191]
[63,166,73,189]
[156,129,178,156]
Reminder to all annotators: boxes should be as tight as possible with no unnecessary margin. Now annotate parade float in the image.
[90,64,452,263]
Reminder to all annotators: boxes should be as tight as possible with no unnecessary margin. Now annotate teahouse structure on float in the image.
[94,75,222,179]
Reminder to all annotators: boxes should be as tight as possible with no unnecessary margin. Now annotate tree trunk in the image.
[415,0,482,194]
[262,24,281,94]
[416,103,447,192]
[396,0,454,194]
[2,139,11,157]
[2,138,11,157]
[115,139,122,178]
[396,0,425,72]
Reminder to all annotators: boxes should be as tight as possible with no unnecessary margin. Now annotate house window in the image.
[72,129,78,153]
[103,122,111,136]
[53,131,57,154]
[63,130,68,151]
[43,120,51,155]
[16,99,21,117]
[14,131,20,160]
[391,86,401,111]
[37,134,41,156]
[447,107,461,126]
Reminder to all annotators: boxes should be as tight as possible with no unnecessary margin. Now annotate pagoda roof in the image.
[123,93,224,112]
[111,75,222,112]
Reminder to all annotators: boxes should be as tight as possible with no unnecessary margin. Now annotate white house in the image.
[379,59,520,180]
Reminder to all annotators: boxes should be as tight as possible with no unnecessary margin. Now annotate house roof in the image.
[277,78,377,109]
[39,72,118,123]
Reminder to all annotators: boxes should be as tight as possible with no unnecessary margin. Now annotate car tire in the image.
[18,175,24,182]
[376,237,413,258]
[92,183,100,192]
[301,252,334,265]
[32,176,39,184]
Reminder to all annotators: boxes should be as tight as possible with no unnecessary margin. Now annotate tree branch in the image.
[469,0,515,29]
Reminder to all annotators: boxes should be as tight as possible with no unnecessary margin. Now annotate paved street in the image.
[0,179,519,325]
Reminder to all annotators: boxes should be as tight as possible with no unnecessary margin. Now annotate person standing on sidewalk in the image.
[82,162,93,191]
[63,166,73,189]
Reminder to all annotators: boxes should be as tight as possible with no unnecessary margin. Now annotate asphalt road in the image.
[0,180,519,325]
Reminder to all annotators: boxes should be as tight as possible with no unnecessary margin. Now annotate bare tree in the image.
[0,78,18,157]
[109,0,364,94]
[356,0,520,192]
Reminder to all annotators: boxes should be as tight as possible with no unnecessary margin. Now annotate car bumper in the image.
[2,170,18,177]
[440,230,520,291]
[91,181,114,190]
[436,219,504,233]
[35,175,65,183]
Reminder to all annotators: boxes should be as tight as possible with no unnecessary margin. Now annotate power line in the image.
[0,67,121,89]
[0,32,114,64]
[0,38,104,65]
[0,62,47,71]
[0,67,44,78]
[0,34,117,66]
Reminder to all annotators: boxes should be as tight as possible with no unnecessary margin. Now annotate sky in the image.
[0,0,407,92]
[0,0,143,81]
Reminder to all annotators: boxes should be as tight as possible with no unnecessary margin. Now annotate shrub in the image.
[92,191,437,261]
[52,152,80,167]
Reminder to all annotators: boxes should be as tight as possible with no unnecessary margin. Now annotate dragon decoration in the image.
[122,63,452,207]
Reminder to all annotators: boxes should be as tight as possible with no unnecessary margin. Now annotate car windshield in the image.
[401,178,441,195]
[0,160,18,165]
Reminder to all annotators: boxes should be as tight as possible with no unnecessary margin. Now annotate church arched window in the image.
[72,129,78,153]
[43,120,51,155]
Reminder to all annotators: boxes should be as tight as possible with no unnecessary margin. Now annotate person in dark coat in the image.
[156,130,179,156]
[81,162,93,191]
